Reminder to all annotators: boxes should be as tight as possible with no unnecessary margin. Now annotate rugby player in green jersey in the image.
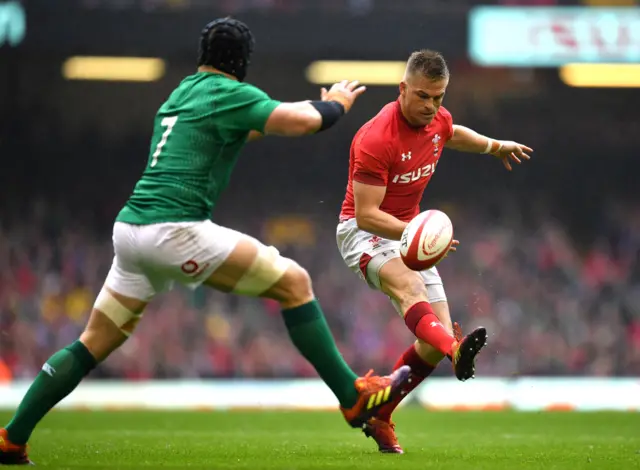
[0,18,411,465]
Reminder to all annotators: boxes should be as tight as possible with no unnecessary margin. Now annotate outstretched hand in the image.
[444,239,460,258]
[492,141,533,171]
[321,80,367,113]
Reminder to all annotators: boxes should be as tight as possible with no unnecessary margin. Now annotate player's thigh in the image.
[199,226,301,302]
[203,237,259,293]
[133,220,297,300]
[336,218,411,294]
[136,220,249,292]
[336,219,428,313]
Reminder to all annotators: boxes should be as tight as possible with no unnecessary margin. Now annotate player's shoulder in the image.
[217,76,271,101]
[354,101,398,151]
[184,73,270,100]
[436,105,453,123]
[231,79,268,95]
[369,101,399,128]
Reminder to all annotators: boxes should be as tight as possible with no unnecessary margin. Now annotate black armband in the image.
[310,100,345,132]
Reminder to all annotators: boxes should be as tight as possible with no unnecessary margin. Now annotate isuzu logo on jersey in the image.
[391,163,437,184]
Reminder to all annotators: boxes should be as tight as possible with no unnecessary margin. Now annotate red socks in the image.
[377,345,435,422]
[404,301,455,357]
[375,303,454,423]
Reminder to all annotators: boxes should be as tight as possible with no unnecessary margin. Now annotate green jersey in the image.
[116,72,280,225]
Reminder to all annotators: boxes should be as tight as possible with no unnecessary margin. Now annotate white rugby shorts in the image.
[336,218,447,311]
[104,220,244,301]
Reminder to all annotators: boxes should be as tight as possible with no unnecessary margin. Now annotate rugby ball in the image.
[400,210,454,271]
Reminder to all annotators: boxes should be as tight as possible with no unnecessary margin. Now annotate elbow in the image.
[355,211,372,231]
[282,109,321,136]
[280,114,318,136]
[297,111,321,135]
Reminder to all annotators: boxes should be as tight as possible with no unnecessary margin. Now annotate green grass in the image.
[1,410,639,469]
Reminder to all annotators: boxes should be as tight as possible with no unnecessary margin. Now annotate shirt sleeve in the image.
[216,82,281,133]
[353,140,391,186]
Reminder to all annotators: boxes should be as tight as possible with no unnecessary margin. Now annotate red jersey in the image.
[339,99,454,223]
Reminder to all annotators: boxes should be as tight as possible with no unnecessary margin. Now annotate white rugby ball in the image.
[400,210,454,271]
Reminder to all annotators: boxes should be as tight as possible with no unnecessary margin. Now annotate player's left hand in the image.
[444,239,460,258]
[491,141,533,171]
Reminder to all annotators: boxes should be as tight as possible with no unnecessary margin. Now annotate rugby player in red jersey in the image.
[336,50,533,453]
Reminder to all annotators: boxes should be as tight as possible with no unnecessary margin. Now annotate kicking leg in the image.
[378,258,486,382]
[376,300,453,421]
[360,259,485,453]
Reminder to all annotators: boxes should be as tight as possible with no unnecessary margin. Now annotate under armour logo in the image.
[401,151,412,161]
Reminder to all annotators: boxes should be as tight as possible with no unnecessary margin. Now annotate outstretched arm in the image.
[262,80,366,137]
[445,124,533,171]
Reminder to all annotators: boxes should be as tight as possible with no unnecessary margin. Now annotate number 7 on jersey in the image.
[151,116,178,167]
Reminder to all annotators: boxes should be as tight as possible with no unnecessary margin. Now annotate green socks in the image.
[4,306,358,445]
[281,300,359,408]
[5,340,97,445]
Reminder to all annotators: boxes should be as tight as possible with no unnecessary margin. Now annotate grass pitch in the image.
[0,409,638,469]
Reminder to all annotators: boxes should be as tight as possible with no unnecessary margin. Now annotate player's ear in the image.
[399,81,407,96]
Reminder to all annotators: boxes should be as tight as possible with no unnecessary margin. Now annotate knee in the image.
[386,273,428,309]
[79,314,125,363]
[271,262,314,308]
[81,288,144,362]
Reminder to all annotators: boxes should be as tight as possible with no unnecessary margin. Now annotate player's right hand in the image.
[321,80,366,113]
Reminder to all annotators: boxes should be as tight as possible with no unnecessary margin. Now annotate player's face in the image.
[399,75,448,127]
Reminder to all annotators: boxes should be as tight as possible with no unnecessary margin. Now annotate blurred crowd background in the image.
[1,0,639,381]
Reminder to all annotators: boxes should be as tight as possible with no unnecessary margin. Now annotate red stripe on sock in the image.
[404,302,455,357]
[377,345,435,422]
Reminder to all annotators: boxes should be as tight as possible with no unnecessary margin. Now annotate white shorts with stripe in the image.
[336,218,447,314]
